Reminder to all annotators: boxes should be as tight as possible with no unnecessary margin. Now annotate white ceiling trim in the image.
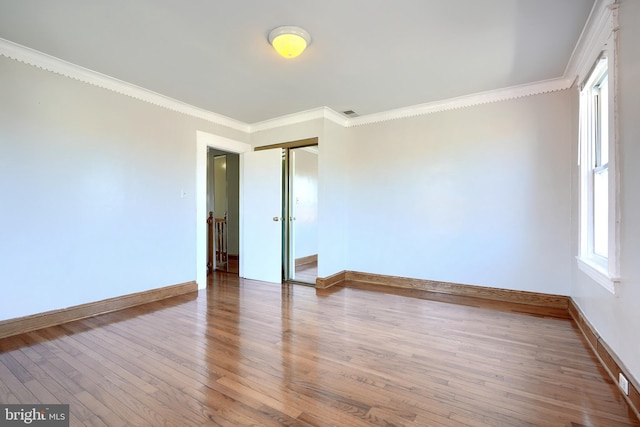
[248,106,348,133]
[345,77,572,127]
[563,0,616,87]
[0,38,251,133]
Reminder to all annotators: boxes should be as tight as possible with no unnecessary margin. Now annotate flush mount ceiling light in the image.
[268,26,311,59]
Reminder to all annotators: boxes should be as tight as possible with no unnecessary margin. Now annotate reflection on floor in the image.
[211,258,318,285]
[294,261,318,284]
[215,255,239,275]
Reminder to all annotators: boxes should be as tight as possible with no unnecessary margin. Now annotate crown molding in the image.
[346,77,572,127]
[564,0,616,87]
[248,107,348,133]
[0,38,250,133]
[247,78,571,131]
[322,107,351,128]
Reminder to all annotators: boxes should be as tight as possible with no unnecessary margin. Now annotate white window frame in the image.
[577,29,620,293]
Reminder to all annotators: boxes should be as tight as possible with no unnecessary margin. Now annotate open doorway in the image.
[207,148,240,275]
[196,131,251,289]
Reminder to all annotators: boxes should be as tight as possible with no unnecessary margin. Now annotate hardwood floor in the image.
[0,274,638,426]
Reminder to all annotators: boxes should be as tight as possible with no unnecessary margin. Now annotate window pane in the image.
[599,74,609,166]
[594,167,608,257]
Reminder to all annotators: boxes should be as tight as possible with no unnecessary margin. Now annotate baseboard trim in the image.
[318,270,569,309]
[295,254,318,267]
[315,270,346,289]
[569,300,640,420]
[0,281,197,339]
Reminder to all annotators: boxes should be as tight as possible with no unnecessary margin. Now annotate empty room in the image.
[1,0,639,425]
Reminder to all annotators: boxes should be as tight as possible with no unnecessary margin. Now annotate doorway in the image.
[196,131,251,289]
[207,148,239,274]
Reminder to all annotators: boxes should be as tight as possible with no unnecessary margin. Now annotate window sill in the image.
[576,256,618,294]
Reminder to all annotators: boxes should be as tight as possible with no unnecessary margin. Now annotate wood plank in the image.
[0,274,636,426]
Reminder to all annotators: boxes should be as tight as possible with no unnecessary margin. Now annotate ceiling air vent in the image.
[342,110,359,117]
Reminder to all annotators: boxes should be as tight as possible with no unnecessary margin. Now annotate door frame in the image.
[196,131,251,289]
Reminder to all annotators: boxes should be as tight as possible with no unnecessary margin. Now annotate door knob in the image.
[273,217,280,222]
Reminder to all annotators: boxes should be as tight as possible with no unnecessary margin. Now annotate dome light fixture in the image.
[268,26,311,59]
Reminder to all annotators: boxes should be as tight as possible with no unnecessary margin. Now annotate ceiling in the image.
[0,0,595,124]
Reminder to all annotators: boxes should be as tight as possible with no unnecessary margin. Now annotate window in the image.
[578,55,619,293]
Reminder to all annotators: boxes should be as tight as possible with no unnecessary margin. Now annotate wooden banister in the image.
[206,212,214,274]
[215,218,227,269]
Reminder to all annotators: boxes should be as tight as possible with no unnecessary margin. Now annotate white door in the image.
[240,149,282,283]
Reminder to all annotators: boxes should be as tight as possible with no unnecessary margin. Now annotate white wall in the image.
[213,155,228,218]
[206,149,215,214]
[571,0,640,383]
[318,120,349,277]
[292,148,318,259]
[345,91,573,295]
[226,153,240,256]
[0,56,245,321]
